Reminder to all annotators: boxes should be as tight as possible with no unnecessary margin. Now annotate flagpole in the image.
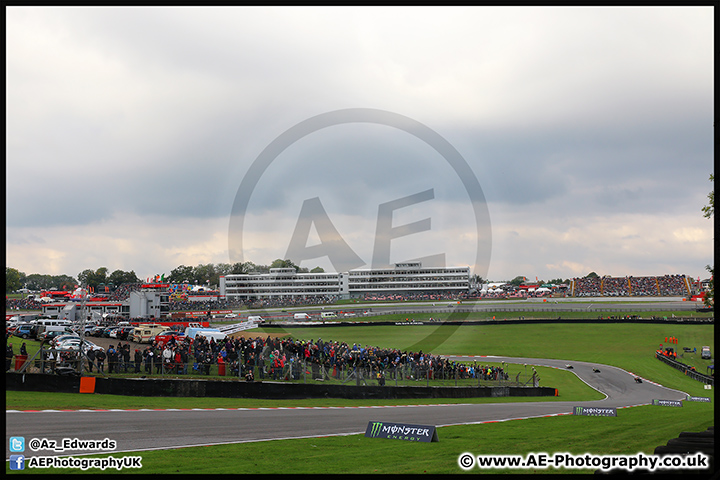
[78,286,88,375]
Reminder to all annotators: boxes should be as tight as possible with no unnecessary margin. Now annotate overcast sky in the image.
[6,6,714,283]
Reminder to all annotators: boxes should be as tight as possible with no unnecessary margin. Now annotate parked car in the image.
[154,331,187,348]
[102,326,120,338]
[80,324,97,335]
[90,326,106,337]
[117,326,135,340]
[50,334,81,348]
[701,346,711,359]
[55,338,104,354]
[38,328,75,344]
[12,323,37,339]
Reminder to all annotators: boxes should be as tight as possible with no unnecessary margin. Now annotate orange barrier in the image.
[79,376,96,394]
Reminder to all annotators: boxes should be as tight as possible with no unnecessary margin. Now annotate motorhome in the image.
[131,324,170,343]
[320,312,337,319]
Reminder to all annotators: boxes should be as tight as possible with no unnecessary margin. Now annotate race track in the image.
[6,356,689,459]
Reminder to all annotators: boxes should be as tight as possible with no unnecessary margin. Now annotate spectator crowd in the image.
[6,330,514,386]
[572,275,691,297]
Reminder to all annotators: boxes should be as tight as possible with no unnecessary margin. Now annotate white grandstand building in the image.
[220,268,347,300]
[219,263,471,301]
[347,262,470,298]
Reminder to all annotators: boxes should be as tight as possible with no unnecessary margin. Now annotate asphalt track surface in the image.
[6,355,689,459]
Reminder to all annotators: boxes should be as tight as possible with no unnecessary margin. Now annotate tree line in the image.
[5,267,141,294]
[8,260,577,295]
[5,259,324,293]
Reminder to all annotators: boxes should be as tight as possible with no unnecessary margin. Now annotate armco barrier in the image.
[265,317,713,328]
[655,353,715,386]
[5,373,556,400]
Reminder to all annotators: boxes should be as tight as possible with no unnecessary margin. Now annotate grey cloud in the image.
[6,7,714,280]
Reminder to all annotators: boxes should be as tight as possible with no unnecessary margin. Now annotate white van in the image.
[247,315,264,323]
[321,312,337,319]
[35,319,72,337]
[9,314,41,324]
[294,313,311,320]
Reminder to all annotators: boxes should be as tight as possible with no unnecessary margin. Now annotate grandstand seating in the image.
[572,275,691,297]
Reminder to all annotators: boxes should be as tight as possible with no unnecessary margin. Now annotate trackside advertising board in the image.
[573,406,617,417]
[686,395,711,402]
[652,399,683,407]
[365,421,438,442]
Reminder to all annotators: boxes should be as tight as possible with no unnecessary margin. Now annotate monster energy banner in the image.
[365,421,439,442]
[573,406,617,417]
[686,395,711,402]
[652,399,683,407]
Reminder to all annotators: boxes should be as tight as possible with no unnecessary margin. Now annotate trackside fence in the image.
[9,348,540,388]
[655,352,714,386]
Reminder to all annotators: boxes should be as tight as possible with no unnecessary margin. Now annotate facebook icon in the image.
[10,455,25,470]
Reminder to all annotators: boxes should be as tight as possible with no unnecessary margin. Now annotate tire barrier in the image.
[596,426,714,476]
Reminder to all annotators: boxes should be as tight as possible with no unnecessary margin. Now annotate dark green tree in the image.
[77,267,109,290]
[230,262,255,274]
[6,267,24,293]
[192,264,217,286]
[108,269,140,286]
[25,274,53,291]
[702,173,714,307]
[168,265,194,284]
[270,259,300,272]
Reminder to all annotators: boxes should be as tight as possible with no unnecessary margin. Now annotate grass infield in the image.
[5,320,715,474]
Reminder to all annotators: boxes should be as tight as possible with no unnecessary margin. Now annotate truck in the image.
[185,325,225,338]
[184,326,227,343]
[8,314,41,324]
[193,330,227,343]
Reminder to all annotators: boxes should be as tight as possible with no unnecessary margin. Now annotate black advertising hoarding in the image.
[365,421,439,442]
[652,399,683,407]
[686,395,711,402]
